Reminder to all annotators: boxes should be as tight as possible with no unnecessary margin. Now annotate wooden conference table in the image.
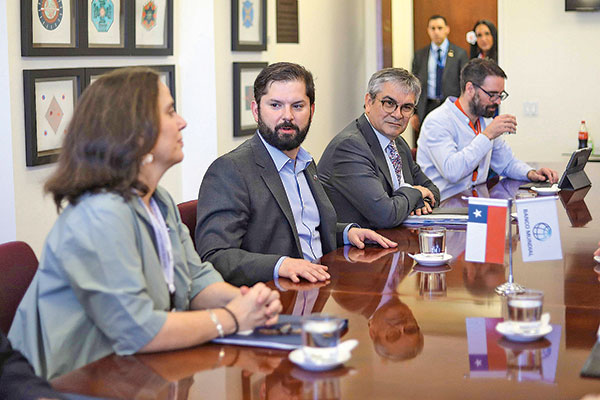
[52,163,600,399]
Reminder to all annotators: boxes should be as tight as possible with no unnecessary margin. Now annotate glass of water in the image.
[301,314,343,364]
[418,226,446,255]
[506,290,544,328]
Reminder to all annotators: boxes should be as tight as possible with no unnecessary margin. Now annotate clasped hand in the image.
[227,283,282,331]
[410,185,435,215]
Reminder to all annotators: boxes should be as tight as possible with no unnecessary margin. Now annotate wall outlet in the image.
[523,101,538,117]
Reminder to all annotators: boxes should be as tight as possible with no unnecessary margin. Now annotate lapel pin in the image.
[313,174,318,181]
[448,50,454,57]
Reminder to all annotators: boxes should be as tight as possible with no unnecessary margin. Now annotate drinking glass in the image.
[506,290,544,328]
[301,314,343,364]
[418,226,446,255]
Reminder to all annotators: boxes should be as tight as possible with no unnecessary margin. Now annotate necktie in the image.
[386,142,403,184]
[436,48,443,99]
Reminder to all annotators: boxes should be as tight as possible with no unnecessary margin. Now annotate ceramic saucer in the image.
[408,253,453,267]
[288,340,357,372]
[289,349,351,371]
[495,321,553,343]
[531,185,560,195]
[594,255,600,264]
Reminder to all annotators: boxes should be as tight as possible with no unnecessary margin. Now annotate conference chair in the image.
[0,241,38,334]
[177,200,198,249]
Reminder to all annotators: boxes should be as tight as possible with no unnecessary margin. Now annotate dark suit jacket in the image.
[0,332,65,400]
[412,42,468,120]
[196,133,345,287]
[317,114,440,229]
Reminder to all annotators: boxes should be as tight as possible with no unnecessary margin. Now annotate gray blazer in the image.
[412,42,468,120]
[195,133,345,287]
[317,114,440,229]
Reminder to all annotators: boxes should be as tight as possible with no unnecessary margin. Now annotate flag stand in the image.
[495,198,525,296]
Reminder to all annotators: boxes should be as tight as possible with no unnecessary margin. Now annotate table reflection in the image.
[559,186,592,227]
[466,317,561,383]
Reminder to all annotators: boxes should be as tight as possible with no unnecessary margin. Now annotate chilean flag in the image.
[465,197,508,264]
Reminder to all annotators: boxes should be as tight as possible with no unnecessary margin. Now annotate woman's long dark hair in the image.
[470,19,498,63]
[45,67,161,211]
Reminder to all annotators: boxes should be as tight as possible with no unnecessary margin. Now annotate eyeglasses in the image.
[378,98,416,117]
[472,83,509,101]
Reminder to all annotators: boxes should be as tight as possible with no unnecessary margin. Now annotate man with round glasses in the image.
[417,58,558,200]
[318,68,440,229]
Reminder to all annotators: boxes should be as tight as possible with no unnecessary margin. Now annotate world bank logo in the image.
[532,222,552,241]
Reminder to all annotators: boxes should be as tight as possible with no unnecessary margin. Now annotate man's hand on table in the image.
[527,167,559,183]
[348,228,398,249]
[278,258,330,283]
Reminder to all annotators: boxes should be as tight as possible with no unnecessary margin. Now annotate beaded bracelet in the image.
[221,306,239,335]
[208,309,224,338]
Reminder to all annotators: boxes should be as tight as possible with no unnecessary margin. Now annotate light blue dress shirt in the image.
[427,38,449,99]
[416,97,533,200]
[257,134,352,280]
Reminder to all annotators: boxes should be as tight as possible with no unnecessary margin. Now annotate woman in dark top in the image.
[469,19,498,62]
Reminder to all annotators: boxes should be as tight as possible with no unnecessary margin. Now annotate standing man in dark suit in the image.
[411,15,468,143]
[196,62,396,287]
[318,68,440,229]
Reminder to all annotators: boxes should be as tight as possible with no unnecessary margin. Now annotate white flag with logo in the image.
[515,196,563,262]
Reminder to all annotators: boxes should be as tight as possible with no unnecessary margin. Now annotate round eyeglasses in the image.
[378,98,416,118]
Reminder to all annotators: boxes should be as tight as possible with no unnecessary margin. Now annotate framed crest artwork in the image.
[233,62,267,137]
[22,0,79,56]
[23,68,84,166]
[21,0,172,56]
[132,0,173,55]
[82,0,129,55]
[231,0,267,51]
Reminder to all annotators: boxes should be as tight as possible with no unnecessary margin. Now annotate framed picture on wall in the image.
[23,68,84,166]
[233,62,267,137]
[84,65,176,107]
[132,0,173,55]
[82,0,129,55]
[231,0,267,51]
[22,0,80,56]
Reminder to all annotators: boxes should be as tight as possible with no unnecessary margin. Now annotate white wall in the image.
[2,1,218,254]
[213,0,370,161]
[499,0,600,162]
[0,1,16,244]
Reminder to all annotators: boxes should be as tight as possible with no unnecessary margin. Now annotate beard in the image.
[470,92,498,118]
[257,110,312,151]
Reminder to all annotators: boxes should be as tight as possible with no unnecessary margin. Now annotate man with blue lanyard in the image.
[412,15,468,144]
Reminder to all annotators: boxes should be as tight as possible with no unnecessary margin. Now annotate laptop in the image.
[519,147,592,190]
